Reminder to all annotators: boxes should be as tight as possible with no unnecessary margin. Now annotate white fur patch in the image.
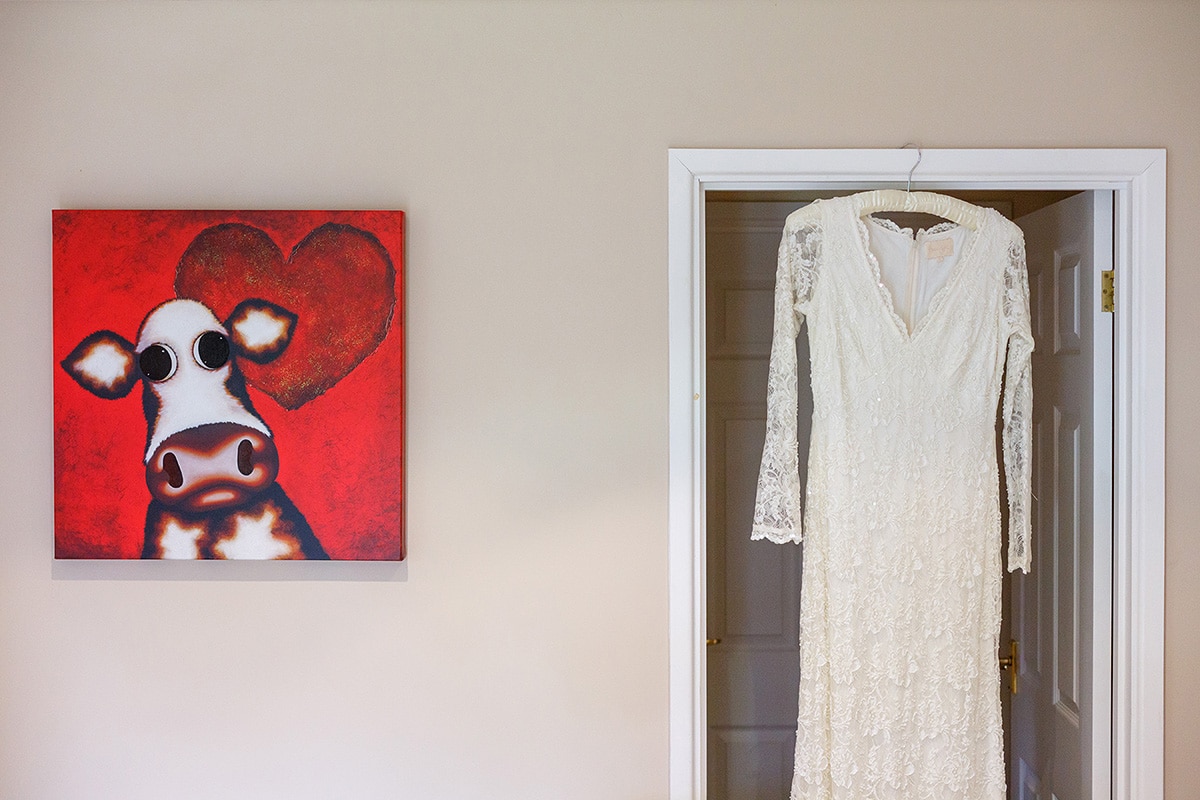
[233,308,290,351]
[160,519,204,559]
[137,299,271,462]
[77,340,133,389]
[214,506,295,559]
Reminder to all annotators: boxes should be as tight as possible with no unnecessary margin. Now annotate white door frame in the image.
[667,148,1166,800]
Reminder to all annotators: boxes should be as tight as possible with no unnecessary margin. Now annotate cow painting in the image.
[62,298,329,559]
[53,210,405,561]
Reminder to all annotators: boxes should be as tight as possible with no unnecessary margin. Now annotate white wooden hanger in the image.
[850,188,983,230]
[786,146,986,230]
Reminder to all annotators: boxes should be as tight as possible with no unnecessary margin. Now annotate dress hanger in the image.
[852,189,983,231]
[785,146,986,231]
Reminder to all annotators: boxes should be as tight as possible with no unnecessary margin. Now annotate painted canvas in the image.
[53,210,405,560]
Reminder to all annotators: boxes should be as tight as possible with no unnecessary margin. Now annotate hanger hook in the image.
[902,143,922,192]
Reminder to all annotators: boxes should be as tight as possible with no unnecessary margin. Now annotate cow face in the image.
[61,298,297,514]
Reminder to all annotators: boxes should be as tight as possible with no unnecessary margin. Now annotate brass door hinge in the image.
[1101,270,1115,313]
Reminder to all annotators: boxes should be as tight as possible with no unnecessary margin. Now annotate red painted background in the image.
[53,210,405,560]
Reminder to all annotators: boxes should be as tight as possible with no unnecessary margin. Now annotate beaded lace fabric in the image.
[752,193,1033,799]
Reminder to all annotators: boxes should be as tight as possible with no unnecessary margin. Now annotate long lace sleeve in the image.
[1002,232,1034,572]
[751,218,821,544]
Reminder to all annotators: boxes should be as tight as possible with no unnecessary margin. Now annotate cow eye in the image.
[139,344,176,382]
[194,331,230,370]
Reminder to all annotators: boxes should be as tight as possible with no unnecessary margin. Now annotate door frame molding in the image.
[667,148,1166,799]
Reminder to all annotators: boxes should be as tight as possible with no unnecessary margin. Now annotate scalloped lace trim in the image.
[750,524,802,544]
[866,215,959,238]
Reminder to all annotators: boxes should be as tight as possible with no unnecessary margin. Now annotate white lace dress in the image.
[752,193,1033,799]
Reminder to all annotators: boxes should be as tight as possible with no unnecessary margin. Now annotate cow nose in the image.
[237,439,254,476]
[163,452,185,488]
[146,422,279,513]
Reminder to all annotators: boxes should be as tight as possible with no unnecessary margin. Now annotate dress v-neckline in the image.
[849,204,989,343]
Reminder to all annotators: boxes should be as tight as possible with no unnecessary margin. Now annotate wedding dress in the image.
[752,192,1033,799]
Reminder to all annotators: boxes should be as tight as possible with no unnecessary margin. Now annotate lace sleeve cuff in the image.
[751,523,803,545]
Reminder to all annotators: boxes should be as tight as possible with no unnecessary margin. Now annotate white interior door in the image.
[1008,191,1114,800]
[704,201,806,800]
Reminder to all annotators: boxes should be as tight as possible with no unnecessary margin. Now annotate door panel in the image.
[707,728,795,800]
[1010,191,1113,800]
[705,202,806,800]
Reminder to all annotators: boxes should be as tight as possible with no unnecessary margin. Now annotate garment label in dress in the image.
[925,238,955,259]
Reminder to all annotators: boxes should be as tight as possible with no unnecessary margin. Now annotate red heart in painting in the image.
[175,223,396,409]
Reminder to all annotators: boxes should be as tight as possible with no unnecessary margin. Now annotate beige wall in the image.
[0,1,1195,797]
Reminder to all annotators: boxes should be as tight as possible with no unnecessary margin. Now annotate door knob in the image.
[706,638,722,646]
[998,639,1019,695]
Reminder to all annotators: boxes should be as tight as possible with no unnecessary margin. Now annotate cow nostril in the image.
[237,439,254,476]
[163,452,184,488]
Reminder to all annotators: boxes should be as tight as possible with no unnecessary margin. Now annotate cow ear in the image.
[61,331,138,399]
[225,299,298,364]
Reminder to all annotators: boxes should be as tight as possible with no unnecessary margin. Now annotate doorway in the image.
[667,148,1165,800]
[703,189,1110,799]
